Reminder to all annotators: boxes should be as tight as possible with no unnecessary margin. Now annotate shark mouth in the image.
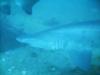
[16,20,100,71]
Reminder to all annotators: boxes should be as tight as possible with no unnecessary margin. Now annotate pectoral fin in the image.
[68,49,91,71]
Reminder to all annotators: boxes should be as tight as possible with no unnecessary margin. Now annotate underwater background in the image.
[0,0,100,75]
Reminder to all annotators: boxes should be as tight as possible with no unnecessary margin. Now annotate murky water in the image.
[0,0,100,75]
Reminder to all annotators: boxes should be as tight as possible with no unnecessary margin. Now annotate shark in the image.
[16,20,100,71]
[0,0,39,15]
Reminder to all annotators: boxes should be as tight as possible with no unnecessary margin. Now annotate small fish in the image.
[16,20,100,71]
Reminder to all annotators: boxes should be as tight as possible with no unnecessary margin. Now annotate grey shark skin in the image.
[16,20,100,71]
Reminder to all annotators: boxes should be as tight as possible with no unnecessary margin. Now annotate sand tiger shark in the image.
[16,20,100,71]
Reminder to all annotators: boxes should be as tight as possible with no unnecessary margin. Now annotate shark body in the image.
[16,20,100,71]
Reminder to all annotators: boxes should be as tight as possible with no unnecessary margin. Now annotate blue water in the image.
[0,0,100,75]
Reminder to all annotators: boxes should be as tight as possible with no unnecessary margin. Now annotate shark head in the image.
[16,21,100,71]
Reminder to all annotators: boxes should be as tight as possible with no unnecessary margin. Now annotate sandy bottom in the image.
[0,45,100,75]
